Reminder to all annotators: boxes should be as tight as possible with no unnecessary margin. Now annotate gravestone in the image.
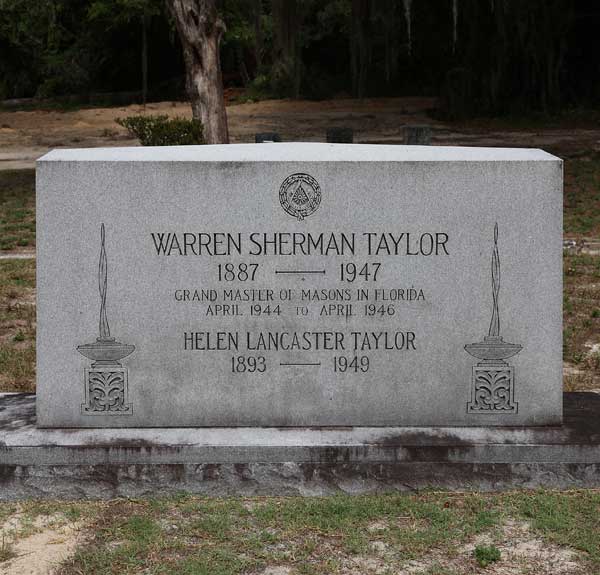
[403,125,432,145]
[326,127,354,143]
[36,143,562,428]
[255,132,281,143]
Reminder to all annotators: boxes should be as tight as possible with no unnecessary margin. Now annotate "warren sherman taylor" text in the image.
[151,231,449,256]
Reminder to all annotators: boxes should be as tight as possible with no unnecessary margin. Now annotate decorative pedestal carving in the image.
[467,363,517,413]
[82,366,132,415]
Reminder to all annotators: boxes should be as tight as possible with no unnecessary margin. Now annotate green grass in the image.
[563,252,600,390]
[0,169,35,252]
[50,491,600,575]
[473,544,501,567]
[514,491,600,563]
[0,259,36,391]
[564,153,600,237]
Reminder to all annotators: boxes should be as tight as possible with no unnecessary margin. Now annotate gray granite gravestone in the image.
[326,127,354,143]
[255,132,282,143]
[36,143,562,428]
[403,125,432,145]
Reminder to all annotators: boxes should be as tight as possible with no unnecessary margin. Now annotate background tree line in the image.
[0,0,598,117]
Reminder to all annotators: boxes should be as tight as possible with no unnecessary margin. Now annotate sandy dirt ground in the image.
[2,97,600,170]
[0,513,83,575]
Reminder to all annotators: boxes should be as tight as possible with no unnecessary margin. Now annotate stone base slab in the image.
[1,392,599,499]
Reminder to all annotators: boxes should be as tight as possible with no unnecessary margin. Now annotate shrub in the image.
[238,73,274,103]
[474,544,501,567]
[0,535,16,562]
[116,115,204,146]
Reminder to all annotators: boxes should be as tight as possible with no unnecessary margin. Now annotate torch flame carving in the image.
[76,224,135,366]
[464,223,522,364]
[98,223,110,340]
[489,222,500,338]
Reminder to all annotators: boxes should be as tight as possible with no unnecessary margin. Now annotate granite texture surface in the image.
[36,144,562,427]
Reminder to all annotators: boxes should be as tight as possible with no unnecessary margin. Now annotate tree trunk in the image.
[238,46,250,86]
[379,0,398,84]
[167,0,229,144]
[253,0,263,71]
[350,0,371,99]
[184,51,203,120]
[141,14,148,106]
[272,0,301,97]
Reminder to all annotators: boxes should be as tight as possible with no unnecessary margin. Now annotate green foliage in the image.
[88,0,161,23]
[238,74,273,102]
[269,57,302,98]
[116,115,204,146]
[13,330,25,342]
[220,0,257,59]
[0,0,104,98]
[0,0,597,114]
[473,544,501,567]
[441,0,579,117]
[0,0,165,101]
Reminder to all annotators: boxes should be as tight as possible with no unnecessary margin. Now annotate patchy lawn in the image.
[0,491,597,575]
[0,259,36,392]
[0,169,35,252]
[564,153,600,238]
[563,253,600,391]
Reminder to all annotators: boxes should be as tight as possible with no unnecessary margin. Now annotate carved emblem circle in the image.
[279,173,321,221]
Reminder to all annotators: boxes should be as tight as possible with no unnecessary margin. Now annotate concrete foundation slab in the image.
[1,392,598,499]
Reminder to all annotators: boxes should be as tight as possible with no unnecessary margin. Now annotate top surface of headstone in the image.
[36,143,562,428]
[38,142,559,163]
[39,143,557,162]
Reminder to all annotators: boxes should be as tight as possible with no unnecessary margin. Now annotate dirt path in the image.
[2,97,599,170]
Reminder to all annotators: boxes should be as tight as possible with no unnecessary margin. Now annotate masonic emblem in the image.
[279,173,321,221]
